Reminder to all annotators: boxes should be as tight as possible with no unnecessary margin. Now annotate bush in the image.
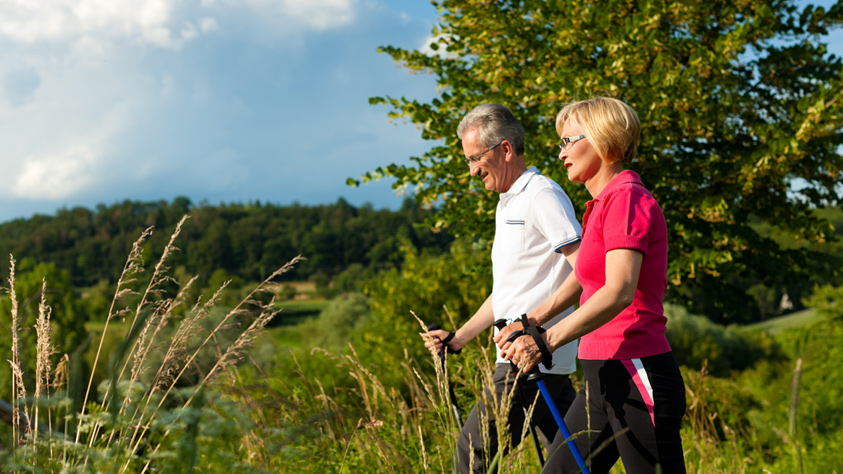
[665,303,784,376]
[297,293,371,349]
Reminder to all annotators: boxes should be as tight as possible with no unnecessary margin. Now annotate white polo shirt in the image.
[491,166,581,375]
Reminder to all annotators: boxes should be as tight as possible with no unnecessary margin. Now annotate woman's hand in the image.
[503,333,546,373]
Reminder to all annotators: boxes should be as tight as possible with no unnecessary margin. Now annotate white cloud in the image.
[0,0,361,51]
[0,47,145,202]
[199,17,218,32]
[12,146,99,199]
[419,32,457,59]
[219,0,356,33]
[0,0,204,50]
[0,3,68,42]
[181,21,199,41]
[273,0,355,30]
[0,0,436,223]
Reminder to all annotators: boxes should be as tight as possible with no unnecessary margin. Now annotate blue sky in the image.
[0,1,840,224]
[0,0,440,223]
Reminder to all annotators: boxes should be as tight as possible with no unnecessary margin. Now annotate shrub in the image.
[297,292,371,349]
[665,303,784,376]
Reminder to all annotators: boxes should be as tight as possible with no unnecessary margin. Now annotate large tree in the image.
[359,0,843,321]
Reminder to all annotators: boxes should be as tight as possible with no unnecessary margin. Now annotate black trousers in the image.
[542,352,687,474]
[455,364,577,474]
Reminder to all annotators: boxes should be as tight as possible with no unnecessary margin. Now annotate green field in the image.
[272,299,329,325]
[747,308,825,335]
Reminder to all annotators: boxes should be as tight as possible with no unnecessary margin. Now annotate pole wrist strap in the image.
[520,314,553,370]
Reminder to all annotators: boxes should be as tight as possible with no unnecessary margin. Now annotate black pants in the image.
[455,364,577,474]
[542,352,686,474]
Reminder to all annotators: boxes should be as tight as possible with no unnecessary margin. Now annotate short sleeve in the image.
[533,187,582,253]
[602,185,657,254]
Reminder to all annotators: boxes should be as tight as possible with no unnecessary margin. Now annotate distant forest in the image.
[0,197,454,288]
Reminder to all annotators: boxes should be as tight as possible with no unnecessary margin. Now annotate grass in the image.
[747,308,825,335]
[2,218,842,473]
[262,326,306,347]
[270,299,329,326]
[1,216,300,473]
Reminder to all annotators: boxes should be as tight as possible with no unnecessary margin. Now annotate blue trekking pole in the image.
[507,314,591,474]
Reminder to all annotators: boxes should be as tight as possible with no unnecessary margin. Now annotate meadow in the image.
[1,220,842,473]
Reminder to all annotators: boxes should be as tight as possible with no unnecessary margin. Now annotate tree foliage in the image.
[358,237,491,372]
[363,0,843,320]
[0,197,452,291]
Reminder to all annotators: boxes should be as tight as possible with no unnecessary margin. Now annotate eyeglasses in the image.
[465,140,503,165]
[558,134,586,151]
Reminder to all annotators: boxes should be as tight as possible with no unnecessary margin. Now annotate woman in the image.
[500,97,686,473]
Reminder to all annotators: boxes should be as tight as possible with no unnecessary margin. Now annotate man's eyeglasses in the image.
[558,135,586,151]
[465,141,503,165]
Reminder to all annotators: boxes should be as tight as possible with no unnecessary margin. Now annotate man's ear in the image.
[502,140,515,162]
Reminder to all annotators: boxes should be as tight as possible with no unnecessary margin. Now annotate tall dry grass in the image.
[3,216,835,473]
[1,216,301,473]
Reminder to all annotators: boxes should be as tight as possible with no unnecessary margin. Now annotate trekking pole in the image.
[494,318,545,466]
[427,324,464,430]
[508,314,591,474]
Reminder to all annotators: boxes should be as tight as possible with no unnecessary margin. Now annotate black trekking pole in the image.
[494,318,545,467]
[507,314,591,474]
[427,324,464,430]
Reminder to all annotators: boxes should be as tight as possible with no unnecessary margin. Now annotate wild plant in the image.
[1,216,300,473]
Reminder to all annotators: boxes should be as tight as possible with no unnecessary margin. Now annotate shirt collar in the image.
[593,170,643,201]
[501,166,540,197]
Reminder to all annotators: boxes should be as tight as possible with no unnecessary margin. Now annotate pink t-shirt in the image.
[575,170,672,360]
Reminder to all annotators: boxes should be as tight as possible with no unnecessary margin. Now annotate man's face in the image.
[461,127,517,193]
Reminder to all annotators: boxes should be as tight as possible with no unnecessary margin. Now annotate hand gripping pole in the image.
[508,315,591,474]
[427,324,463,430]
[494,318,545,466]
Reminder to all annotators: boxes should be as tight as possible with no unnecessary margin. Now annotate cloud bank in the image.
[0,0,436,221]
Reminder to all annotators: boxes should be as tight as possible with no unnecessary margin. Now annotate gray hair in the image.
[457,103,525,155]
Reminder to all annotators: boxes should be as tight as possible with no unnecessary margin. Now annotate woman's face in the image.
[558,117,603,185]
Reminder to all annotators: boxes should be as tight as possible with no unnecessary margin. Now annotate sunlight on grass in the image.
[748,309,824,335]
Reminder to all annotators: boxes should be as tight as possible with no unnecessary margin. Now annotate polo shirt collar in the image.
[593,170,643,201]
[501,166,540,197]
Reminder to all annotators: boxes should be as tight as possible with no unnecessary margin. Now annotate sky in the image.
[0,1,841,224]
[0,0,441,223]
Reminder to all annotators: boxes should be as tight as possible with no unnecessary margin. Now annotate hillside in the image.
[0,196,453,288]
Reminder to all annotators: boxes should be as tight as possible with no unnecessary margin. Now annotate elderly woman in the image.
[500,97,686,473]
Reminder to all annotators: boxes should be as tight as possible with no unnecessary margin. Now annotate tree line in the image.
[0,196,453,290]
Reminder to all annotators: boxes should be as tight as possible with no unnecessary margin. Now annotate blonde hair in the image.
[555,97,640,164]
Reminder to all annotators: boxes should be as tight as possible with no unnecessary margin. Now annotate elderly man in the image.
[424,103,581,473]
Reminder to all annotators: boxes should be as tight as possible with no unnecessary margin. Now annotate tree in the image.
[360,0,843,320]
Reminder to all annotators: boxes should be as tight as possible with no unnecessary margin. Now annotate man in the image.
[424,103,581,473]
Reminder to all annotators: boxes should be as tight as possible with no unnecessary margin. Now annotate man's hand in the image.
[422,328,462,355]
[493,318,536,352]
